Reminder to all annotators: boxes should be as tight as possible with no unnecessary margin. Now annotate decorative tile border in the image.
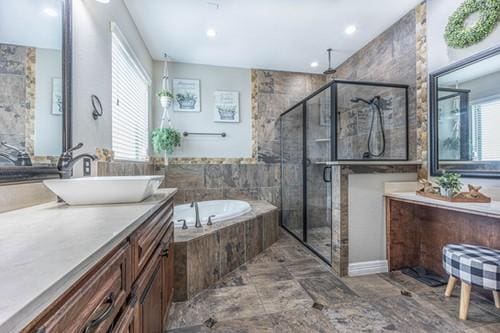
[24,47,36,156]
[415,1,428,179]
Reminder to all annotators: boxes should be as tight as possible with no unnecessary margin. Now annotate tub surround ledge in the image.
[173,201,279,301]
[0,188,177,333]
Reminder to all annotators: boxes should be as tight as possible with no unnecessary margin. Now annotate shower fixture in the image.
[323,48,336,75]
[351,95,386,158]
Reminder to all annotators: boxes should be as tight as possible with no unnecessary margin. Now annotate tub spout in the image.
[191,202,202,228]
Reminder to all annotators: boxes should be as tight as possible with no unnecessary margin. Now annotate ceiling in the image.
[125,0,422,74]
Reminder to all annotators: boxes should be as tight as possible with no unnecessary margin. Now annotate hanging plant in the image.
[152,127,181,155]
[444,0,500,49]
[158,89,174,109]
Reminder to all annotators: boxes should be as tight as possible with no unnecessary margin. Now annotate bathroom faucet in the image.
[0,141,32,166]
[190,201,202,228]
[57,143,97,179]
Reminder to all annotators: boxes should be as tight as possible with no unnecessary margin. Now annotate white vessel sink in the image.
[43,176,164,205]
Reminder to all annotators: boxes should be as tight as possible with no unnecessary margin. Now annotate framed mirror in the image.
[430,45,500,178]
[0,0,72,183]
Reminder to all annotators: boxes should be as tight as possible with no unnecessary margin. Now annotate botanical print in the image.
[173,79,201,112]
[214,91,239,123]
[51,77,63,115]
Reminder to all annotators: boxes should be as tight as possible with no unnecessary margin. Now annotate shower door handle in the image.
[322,166,332,183]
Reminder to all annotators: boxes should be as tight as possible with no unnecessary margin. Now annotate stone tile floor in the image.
[307,226,332,262]
[167,229,500,332]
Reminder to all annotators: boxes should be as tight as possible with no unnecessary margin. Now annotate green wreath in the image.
[444,0,500,49]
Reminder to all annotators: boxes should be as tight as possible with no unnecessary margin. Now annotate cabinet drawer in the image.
[131,200,173,279]
[31,242,132,333]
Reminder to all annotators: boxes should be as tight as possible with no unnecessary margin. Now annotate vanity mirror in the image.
[430,45,500,178]
[0,0,72,182]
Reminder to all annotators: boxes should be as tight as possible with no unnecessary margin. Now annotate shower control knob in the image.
[207,215,216,226]
[178,219,188,230]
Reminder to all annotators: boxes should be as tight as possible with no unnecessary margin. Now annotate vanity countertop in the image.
[386,191,500,219]
[0,188,177,333]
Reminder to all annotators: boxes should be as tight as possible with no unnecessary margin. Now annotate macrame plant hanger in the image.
[160,53,172,165]
[160,53,172,128]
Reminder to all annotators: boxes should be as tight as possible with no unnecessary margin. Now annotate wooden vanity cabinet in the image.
[26,242,132,333]
[24,198,175,333]
[161,227,175,327]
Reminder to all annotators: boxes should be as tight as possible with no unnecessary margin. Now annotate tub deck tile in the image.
[219,223,246,276]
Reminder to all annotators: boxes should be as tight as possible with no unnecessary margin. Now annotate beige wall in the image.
[72,0,153,155]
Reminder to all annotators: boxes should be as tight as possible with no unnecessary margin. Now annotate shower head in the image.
[323,48,337,75]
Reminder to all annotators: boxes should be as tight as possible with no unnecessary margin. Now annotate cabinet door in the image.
[161,225,175,328]
[135,254,163,333]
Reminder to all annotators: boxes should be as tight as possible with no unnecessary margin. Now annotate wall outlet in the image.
[83,158,92,176]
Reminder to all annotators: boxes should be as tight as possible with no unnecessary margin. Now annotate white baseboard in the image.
[348,260,388,277]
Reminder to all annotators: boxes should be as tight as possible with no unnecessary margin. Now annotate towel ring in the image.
[91,95,103,120]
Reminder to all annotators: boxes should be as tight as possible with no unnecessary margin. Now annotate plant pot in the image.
[160,96,172,109]
[442,188,455,198]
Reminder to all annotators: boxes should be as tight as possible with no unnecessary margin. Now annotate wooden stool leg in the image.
[459,282,472,321]
[445,276,457,297]
[493,291,500,309]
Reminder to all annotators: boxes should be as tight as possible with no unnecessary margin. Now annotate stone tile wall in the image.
[157,163,281,207]
[0,44,36,163]
[334,9,418,162]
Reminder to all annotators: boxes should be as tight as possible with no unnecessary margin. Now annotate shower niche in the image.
[280,80,409,264]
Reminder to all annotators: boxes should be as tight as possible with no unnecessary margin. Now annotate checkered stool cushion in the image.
[443,244,500,291]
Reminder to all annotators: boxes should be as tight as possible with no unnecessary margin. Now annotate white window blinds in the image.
[472,99,500,161]
[111,23,150,162]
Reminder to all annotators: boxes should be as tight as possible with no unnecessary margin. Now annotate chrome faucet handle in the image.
[66,142,84,155]
[207,215,216,226]
[1,141,24,153]
[178,219,188,230]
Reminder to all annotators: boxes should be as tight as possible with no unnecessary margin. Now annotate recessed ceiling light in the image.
[345,25,357,35]
[206,29,217,38]
[43,8,58,17]
[310,62,319,68]
[95,0,111,3]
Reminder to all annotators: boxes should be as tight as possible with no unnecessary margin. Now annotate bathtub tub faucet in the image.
[190,201,202,228]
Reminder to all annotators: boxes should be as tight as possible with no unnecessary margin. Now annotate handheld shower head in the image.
[350,97,371,105]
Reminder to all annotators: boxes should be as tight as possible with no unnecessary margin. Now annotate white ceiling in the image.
[125,0,422,74]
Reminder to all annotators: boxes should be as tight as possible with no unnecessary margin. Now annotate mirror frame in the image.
[429,44,500,178]
[0,0,72,183]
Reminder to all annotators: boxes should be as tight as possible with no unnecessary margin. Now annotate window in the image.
[471,98,500,161]
[111,23,151,161]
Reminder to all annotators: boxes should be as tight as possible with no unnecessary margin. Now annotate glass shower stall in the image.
[280,80,409,264]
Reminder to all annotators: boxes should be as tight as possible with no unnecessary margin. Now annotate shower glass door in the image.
[280,104,304,240]
[305,87,332,262]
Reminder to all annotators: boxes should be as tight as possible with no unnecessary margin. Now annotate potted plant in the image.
[436,172,463,198]
[158,89,174,109]
[152,127,181,165]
